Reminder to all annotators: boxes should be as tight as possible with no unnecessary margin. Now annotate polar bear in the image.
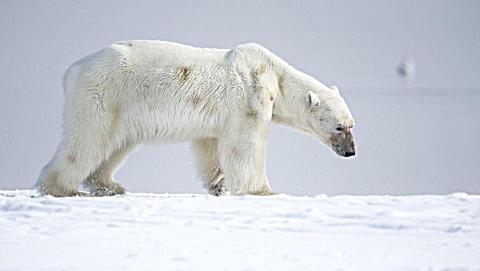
[36,40,355,197]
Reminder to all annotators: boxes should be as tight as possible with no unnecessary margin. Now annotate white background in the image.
[1,0,479,195]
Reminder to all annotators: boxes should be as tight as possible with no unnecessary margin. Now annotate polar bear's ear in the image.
[307,91,320,109]
[330,85,339,93]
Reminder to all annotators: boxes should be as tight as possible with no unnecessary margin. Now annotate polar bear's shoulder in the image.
[227,43,289,73]
[233,42,267,52]
[228,43,273,59]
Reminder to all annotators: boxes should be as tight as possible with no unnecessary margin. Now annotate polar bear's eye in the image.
[336,127,343,131]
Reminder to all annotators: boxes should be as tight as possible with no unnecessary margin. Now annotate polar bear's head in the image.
[306,85,356,157]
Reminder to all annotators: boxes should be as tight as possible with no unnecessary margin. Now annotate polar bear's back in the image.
[113,40,230,64]
[62,41,237,143]
[65,40,230,86]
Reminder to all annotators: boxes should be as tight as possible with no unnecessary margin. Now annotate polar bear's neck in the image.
[272,65,329,132]
[236,43,331,133]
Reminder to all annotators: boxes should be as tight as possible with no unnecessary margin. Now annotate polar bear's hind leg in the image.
[36,131,114,197]
[37,77,123,196]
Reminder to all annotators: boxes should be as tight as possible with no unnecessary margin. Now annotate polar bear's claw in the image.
[209,177,226,196]
[210,185,226,196]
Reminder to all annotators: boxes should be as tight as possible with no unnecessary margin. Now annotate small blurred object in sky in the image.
[397,57,416,78]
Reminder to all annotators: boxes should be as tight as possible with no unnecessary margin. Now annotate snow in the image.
[1,190,479,271]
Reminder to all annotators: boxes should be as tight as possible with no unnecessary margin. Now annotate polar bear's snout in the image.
[331,130,356,158]
[344,131,356,157]
[345,150,355,157]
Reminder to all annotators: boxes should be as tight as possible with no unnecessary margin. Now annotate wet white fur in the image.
[36,40,354,196]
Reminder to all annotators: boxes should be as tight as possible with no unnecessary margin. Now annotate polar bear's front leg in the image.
[192,138,226,196]
[218,123,272,195]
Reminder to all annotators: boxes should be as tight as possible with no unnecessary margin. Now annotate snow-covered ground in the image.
[1,190,479,271]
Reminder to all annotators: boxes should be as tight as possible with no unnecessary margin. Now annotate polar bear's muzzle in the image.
[331,131,356,158]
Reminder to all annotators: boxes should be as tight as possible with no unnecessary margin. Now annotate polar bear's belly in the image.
[119,91,225,144]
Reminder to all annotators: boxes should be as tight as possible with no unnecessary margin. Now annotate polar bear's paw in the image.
[249,190,277,196]
[38,184,81,197]
[208,177,226,196]
[210,184,226,196]
[91,182,126,196]
[36,171,80,197]
[86,179,126,197]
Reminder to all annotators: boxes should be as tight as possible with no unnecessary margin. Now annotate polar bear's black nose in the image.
[345,151,355,157]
